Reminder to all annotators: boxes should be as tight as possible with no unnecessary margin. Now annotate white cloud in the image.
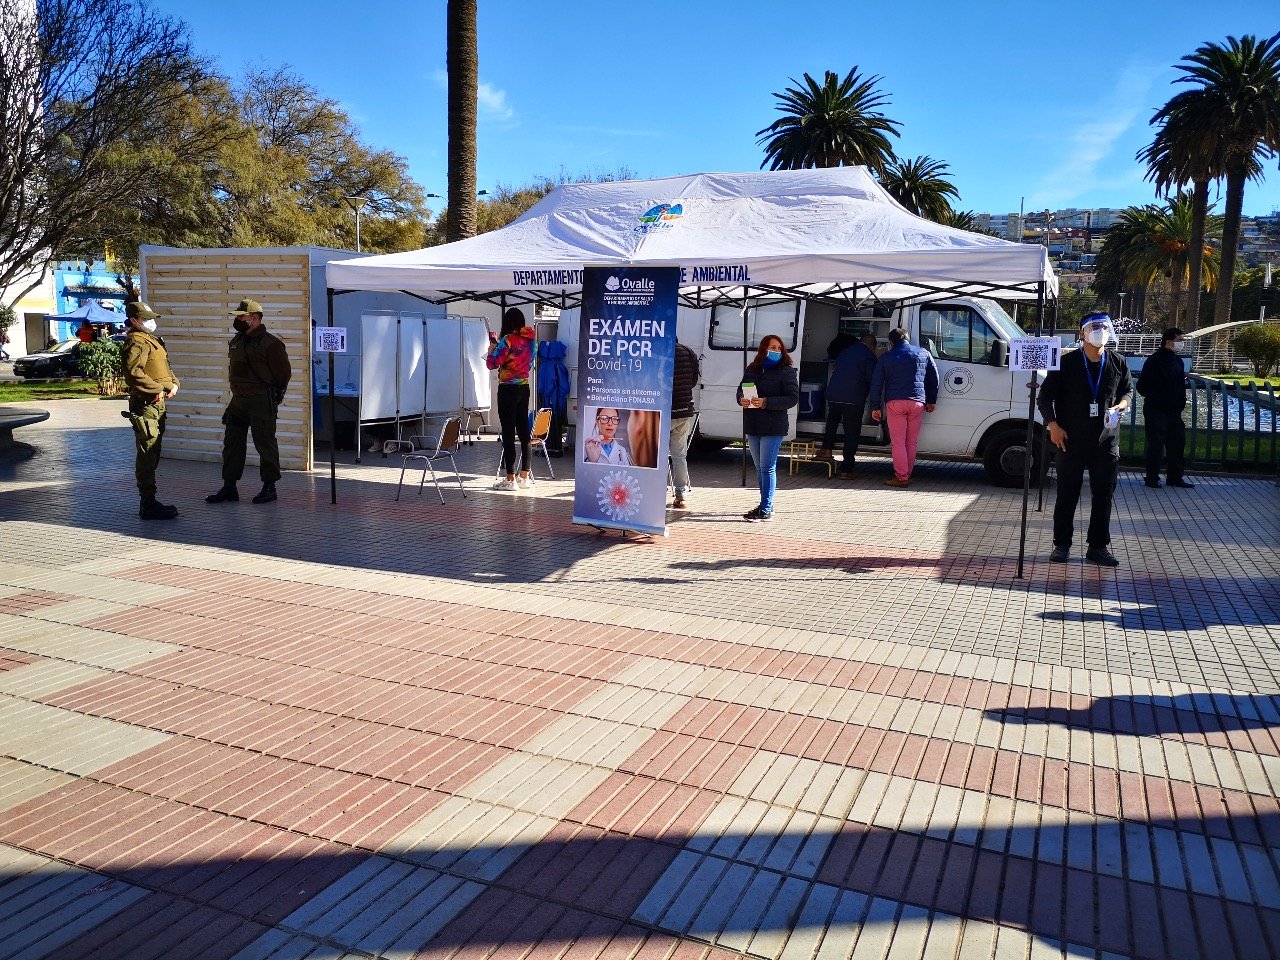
[1026,65,1154,209]
[430,70,514,121]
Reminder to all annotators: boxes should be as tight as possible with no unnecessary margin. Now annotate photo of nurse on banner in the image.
[582,406,661,469]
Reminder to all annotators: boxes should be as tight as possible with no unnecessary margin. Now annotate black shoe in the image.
[252,483,277,504]
[206,486,238,503]
[1168,478,1196,489]
[743,506,765,522]
[139,499,178,520]
[1085,547,1120,567]
[1049,545,1070,563]
[1144,477,1161,488]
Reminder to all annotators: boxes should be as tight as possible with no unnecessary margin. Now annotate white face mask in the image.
[140,319,157,334]
[1085,329,1109,348]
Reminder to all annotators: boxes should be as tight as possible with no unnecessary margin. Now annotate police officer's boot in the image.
[251,483,277,504]
[139,497,179,520]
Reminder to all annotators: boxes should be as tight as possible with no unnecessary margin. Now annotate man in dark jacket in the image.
[1137,327,1194,489]
[668,342,700,509]
[206,298,292,505]
[818,332,877,479]
[1038,313,1132,566]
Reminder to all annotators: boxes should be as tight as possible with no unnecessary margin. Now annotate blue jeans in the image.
[747,434,785,512]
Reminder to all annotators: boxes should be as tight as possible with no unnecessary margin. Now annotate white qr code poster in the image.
[314,326,348,353]
[1010,336,1061,372]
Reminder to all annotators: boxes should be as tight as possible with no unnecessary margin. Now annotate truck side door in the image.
[916,303,1011,455]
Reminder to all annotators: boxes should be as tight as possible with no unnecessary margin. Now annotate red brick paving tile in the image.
[900,833,947,909]
[0,649,38,671]
[989,748,1019,795]
[996,856,1033,928]
[575,835,680,917]
[915,738,950,784]
[1091,764,1120,819]
[931,842,977,916]
[0,588,78,615]
[1169,779,1206,830]
[1157,888,1202,960]
[1063,868,1096,951]
[1224,901,1274,960]
[55,895,200,960]
[874,831,922,901]
[1096,874,1131,956]
[1144,777,1177,826]
[1031,859,1065,945]
[964,846,1003,927]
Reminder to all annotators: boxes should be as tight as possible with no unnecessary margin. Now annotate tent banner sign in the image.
[573,265,678,535]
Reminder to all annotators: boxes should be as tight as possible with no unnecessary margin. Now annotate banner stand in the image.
[572,265,679,538]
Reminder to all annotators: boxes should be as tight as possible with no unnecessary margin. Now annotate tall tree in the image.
[879,155,960,221]
[1140,85,1263,329]
[756,68,901,173]
[446,0,478,241]
[1161,34,1280,326]
[0,0,215,303]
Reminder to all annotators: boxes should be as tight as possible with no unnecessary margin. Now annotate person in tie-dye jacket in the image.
[485,308,536,490]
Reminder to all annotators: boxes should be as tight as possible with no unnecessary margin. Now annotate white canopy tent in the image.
[326,168,1057,308]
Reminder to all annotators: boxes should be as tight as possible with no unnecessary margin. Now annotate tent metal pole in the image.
[741,287,750,487]
[1016,279,1047,578]
[326,287,337,505]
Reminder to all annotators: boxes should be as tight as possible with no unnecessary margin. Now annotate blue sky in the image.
[152,0,1280,218]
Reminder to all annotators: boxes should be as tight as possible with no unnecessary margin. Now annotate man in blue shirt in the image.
[869,328,939,486]
[818,332,878,479]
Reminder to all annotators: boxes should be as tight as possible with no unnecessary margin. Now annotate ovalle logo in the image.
[634,202,684,235]
[605,276,621,292]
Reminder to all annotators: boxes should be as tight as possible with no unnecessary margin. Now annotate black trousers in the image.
[1144,405,1186,482]
[497,382,531,475]
[1053,441,1118,549]
[820,394,868,470]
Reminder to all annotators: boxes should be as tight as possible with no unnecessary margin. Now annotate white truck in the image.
[560,294,1047,487]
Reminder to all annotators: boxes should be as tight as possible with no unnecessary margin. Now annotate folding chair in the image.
[493,406,556,482]
[397,416,467,504]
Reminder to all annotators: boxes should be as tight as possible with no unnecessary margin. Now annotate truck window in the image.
[920,306,998,364]
[709,300,799,351]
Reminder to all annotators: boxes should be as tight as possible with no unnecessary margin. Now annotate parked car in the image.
[12,339,87,379]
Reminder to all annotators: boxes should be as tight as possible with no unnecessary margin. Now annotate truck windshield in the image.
[970,298,1025,340]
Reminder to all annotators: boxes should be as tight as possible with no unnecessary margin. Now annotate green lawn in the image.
[1200,373,1280,388]
[1117,423,1277,472]
[0,380,115,403]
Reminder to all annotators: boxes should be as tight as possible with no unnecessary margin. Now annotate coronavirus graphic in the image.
[596,470,642,523]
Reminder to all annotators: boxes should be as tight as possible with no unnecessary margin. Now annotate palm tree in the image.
[1140,84,1263,329]
[1095,198,1221,324]
[756,69,901,173]
[446,0,477,241]
[1159,34,1280,326]
[879,156,960,222]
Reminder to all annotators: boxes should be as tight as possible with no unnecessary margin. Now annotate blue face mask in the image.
[765,350,782,365]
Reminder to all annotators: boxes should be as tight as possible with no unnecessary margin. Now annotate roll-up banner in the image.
[573,265,679,535]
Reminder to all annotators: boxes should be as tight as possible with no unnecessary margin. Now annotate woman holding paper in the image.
[737,335,799,522]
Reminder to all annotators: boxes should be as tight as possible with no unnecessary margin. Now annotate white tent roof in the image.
[326,168,1057,304]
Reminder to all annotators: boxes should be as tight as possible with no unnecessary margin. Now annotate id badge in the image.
[1089,402,1100,418]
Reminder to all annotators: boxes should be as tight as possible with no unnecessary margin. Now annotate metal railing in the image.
[1120,375,1277,471]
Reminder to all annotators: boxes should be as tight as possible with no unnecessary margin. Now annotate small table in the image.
[784,439,833,478]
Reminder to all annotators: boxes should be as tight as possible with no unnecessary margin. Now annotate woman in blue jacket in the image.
[737,334,800,521]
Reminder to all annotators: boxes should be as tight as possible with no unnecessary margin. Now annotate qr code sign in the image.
[1010,337,1061,372]
[314,327,348,353]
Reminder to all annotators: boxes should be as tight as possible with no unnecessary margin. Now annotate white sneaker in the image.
[492,478,517,491]
[517,476,534,489]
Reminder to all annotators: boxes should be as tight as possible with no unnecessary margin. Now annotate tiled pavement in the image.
[0,399,1278,960]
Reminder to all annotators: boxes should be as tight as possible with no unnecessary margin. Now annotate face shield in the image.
[1080,313,1116,349]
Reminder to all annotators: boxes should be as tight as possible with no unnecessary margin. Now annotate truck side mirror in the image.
[990,340,1008,367]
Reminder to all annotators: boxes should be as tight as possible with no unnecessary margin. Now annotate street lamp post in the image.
[1118,291,1126,322]
[344,196,370,252]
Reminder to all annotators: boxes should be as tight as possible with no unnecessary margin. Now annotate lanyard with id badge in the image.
[1083,353,1104,418]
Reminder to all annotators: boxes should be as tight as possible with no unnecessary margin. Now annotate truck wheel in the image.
[983,429,1047,488]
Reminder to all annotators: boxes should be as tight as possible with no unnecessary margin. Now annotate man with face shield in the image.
[1037,313,1133,566]
[121,301,180,519]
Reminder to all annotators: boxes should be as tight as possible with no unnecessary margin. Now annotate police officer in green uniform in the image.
[121,301,180,520]
[206,298,292,505]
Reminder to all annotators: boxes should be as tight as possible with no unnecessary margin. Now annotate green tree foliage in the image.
[879,156,960,222]
[1092,197,1221,325]
[0,0,221,302]
[757,69,901,173]
[77,338,124,396]
[1232,323,1280,378]
[1160,34,1280,327]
